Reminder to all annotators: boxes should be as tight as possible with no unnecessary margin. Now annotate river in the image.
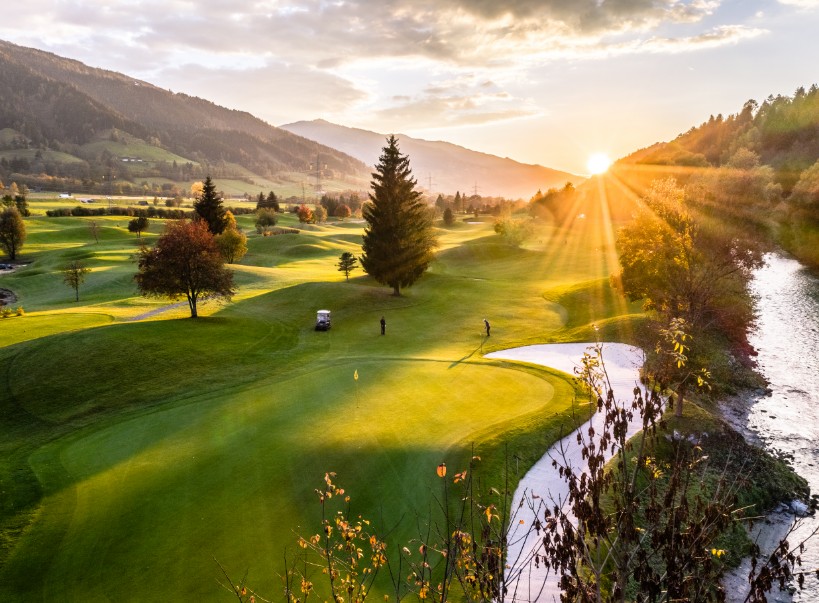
[486,253,819,602]
[737,253,819,601]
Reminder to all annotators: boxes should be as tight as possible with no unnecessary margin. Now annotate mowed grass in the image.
[0,208,642,600]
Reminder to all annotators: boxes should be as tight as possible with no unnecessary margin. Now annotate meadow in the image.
[0,197,643,600]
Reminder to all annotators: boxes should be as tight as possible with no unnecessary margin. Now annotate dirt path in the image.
[128,301,187,321]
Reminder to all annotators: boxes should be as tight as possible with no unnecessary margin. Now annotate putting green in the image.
[4,359,570,600]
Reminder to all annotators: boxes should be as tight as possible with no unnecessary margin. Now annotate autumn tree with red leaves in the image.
[134,220,235,318]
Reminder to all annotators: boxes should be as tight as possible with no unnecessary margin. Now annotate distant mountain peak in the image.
[280,119,583,198]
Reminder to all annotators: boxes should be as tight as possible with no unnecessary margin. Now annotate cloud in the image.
[375,96,536,129]
[637,24,767,52]
[0,0,741,70]
[430,0,721,34]
[371,76,539,129]
[153,62,368,125]
[531,23,767,60]
[778,0,819,7]
[0,0,772,128]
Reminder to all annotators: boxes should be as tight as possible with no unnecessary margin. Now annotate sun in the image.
[587,153,612,175]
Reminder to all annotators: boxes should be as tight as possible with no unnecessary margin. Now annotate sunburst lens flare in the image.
[587,153,612,175]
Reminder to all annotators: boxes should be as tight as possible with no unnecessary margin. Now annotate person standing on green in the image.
[484,318,490,337]
[380,316,386,335]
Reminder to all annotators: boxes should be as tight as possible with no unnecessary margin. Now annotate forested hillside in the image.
[0,40,369,194]
[624,85,819,193]
[620,86,819,268]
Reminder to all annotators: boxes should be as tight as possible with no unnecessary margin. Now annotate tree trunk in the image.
[188,294,198,318]
[392,284,400,296]
[675,382,686,418]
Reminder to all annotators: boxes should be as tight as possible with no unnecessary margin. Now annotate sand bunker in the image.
[486,342,644,602]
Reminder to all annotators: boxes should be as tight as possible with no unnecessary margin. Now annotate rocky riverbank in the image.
[719,390,806,603]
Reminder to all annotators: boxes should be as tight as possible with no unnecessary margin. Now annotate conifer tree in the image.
[337,251,358,281]
[256,191,279,212]
[361,136,437,296]
[193,176,228,234]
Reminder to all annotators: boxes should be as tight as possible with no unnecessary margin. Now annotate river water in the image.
[740,253,819,601]
[487,253,819,602]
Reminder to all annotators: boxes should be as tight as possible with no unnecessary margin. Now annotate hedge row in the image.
[45,206,255,218]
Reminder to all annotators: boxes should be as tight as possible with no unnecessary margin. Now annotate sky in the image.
[1,0,818,175]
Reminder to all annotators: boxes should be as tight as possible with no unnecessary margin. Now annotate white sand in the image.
[485,342,645,602]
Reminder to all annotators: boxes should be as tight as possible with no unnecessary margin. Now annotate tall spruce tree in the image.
[194,176,228,234]
[361,136,437,296]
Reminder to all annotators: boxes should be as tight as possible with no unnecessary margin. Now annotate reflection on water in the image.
[747,253,819,601]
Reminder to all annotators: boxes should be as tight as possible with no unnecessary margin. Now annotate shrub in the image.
[255,209,278,234]
[335,204,352,220]
[296,204,314,223]
[493,217,535,247]
[216,228,248,264]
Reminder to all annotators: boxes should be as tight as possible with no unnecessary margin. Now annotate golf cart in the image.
[315,309,331,331]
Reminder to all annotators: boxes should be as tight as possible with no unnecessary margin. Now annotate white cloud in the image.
[778,0,819,8]
[153,62,368,125]
[373,88,539,129]
[0,0,742,71]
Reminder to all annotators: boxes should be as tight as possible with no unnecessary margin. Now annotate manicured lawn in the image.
[0,207,642,600]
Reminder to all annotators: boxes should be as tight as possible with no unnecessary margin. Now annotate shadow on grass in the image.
[449,340,484,368]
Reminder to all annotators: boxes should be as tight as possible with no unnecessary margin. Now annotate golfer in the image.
[484,318,490,337]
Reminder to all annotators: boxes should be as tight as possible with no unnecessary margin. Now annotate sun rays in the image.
[587,153,612,175]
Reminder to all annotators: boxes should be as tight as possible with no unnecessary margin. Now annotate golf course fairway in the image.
[0,202,644,600]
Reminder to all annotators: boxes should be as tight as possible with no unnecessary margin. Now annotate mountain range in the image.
[281,119,581,199]
[0,39,580,199]
[0,39,368,195]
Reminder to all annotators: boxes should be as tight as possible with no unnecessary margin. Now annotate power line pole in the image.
[311,151,326,199]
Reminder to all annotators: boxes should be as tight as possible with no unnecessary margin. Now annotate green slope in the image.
[0,210,642,600]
